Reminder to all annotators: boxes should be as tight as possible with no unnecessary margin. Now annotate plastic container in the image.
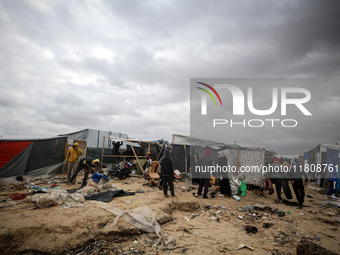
[233,195,241,202]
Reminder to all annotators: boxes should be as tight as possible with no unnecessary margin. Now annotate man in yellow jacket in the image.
[65,142,83,184]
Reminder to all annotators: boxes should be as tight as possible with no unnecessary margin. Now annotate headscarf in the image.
[204,148,211,156]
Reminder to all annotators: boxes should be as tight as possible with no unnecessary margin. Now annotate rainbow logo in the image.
[196,82,223,106]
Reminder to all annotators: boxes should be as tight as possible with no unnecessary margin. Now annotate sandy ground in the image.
[0,173,339,255]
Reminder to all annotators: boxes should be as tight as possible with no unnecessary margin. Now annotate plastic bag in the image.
[230,177,241,195]
[238,181,247,197]
[95,202,172,246]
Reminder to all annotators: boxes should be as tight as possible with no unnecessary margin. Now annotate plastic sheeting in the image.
[26,188,85,208]
[0,137,67,178]
[239,149,265,187]
[218,148,265,187]
[95,202,173,246]
[63,129,128,149]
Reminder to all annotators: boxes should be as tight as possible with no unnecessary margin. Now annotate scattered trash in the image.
[278,211,285,217]
[72,240,107,255]
[236,243,254,250]
[184,217,190,222]
[238,216,243,220]
[135,190,145,193]
[242,205,255,211]
[95,203,174,247]
[263,222,274,228]
[10,194,27,201]
[245,225,258,233]
[233,195,241,202]
[271,249,280,255]
[209,216,220,222]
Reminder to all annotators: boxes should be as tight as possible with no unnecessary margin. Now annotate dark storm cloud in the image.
[0,0,339,154]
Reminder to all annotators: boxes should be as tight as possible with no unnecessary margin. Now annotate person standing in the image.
[268,157,284,204]
[217,151,231,197]
[190,148,200,185]
[112,141,123,165]
[290,163,309,209]
[65,142,83,185]
[197,148,213,199]
[158,147,171,190]
[68,157,100,187]
[160,149,175,197]
[143,151,153,170]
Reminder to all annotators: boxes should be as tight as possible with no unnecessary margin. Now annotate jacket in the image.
[289,165,308,184]
[79,157,98,171]
[65,146,83,162]
[197,148,214,178]
[160,149,174,178]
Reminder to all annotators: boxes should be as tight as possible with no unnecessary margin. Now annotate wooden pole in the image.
[157,144,165,160]
[101,136,105,171]
[130,141,144,174]
[64,140,69,174]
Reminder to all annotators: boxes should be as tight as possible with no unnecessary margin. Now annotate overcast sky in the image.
[0,0,339,154]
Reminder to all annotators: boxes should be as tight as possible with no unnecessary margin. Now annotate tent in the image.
[61,128,128,150]
[101,136,166,173]
[171,134,266,187]
[304,144,340,191]
[61,129,129,164]
[0,136,67,178]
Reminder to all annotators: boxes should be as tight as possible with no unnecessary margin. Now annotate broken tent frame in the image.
[100,136,165,174]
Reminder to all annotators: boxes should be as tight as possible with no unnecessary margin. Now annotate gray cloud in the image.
[0,0,339,154]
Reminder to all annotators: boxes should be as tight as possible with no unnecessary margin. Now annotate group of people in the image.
[190,148,309,208]
[268,157,308,209]
[64,142,100,187]
[190,148,231,199]
[64,142,176,198]
[64,143,308,209]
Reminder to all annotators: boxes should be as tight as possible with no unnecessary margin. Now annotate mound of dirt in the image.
[164,201,200,214]
[297,240,339,255]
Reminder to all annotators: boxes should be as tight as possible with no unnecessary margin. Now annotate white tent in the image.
[172,134,266,187]
[62,128,128,149]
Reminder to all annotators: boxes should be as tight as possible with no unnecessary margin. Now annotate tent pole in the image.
[157,144,164,160]
[236,145,240,173]
[101,136,105,171]
[64,139,69,174]
[130,141,144,174]
[184,145,187,173]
